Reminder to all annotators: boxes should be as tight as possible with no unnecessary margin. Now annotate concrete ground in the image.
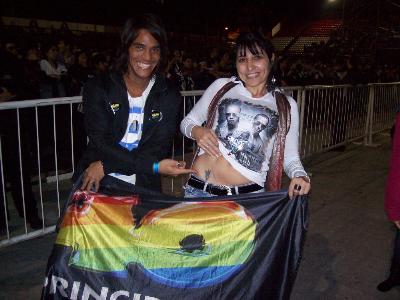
[0,133,398,300]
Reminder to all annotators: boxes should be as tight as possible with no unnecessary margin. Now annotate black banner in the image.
[42,184,308,300]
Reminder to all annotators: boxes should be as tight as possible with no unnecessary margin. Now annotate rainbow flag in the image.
[42,187,308,300]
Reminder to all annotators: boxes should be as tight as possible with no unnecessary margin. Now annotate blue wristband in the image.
[153,162,160,174]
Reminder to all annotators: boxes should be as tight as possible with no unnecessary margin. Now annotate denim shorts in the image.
[184,184,265,198]
[184,185,215,198]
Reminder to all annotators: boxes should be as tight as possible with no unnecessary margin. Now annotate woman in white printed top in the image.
[180,31,311,198]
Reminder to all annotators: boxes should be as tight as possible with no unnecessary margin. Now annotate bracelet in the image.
[152,162,160,174]
[297,175,311,183]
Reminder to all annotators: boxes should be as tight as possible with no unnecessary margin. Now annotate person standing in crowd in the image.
[39,43,67,98]
[67,50,93,164]
[0,112,42,231]
[75,14,194,193]
[179,55,195,91]
[68,51,92,96]
[180,31,310,198]
[192,60,216,90]
[165,49,182,86]
[0,43,42,232]
[91,53,109,77]
[377,111,400,292]
[23,47,42,100]
[0,42,25,95]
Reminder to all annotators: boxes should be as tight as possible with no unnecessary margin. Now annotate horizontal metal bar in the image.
[0,225,56,248]
[0,96,82,110]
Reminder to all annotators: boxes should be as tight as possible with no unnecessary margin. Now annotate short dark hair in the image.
[92,53,107,66]
[235,31,274,62]
[114,14,168,74]
[41,42,57,56]
[235,31,279,87]
[254,113,268,121]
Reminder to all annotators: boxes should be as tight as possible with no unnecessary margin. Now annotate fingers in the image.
[196,128,221,158]
[81,175,96,192]
[159,159,197,177]
[201,143,221,158]
[80,161,104,192]
[288,183,295,200]
[176,161,186,169]
[174,161,195,174]
[288,178,311,200]
[171,161,196,175]
[209,130,219,145]
[303,184,311,194]
[394,221,400,230]
[93,180,100,193]
[81,174,91,191]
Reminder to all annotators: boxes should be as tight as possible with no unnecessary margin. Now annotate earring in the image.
[267,76,277,93]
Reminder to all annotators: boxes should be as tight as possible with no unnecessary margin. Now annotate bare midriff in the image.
[192,153,252,186]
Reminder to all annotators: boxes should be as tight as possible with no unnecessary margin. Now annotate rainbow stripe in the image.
[56,191,257,287]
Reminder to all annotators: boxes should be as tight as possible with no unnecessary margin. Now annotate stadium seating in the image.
[273,19,342,54]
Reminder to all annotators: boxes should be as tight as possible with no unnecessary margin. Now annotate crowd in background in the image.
[1,20,399,103]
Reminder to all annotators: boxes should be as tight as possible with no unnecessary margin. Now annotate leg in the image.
[377,228,400,292]
[2,126,41,229]
[390,229,400,276]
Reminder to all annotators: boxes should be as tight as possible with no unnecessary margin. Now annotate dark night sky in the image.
[1,0,341,34]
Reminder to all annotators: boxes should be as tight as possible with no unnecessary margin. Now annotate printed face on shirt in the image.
[216,98,279,172]
[127,29,161,82]
[236,47,270,94]
[225,104,241,129]
[252,114,269,135]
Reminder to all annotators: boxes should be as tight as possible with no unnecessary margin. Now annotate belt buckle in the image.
[220,185,232,196]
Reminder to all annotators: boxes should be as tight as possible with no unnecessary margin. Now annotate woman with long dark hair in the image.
[181,31,311,197]
[75,14,193,193]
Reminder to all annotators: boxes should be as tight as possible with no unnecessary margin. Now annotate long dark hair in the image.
[114,14,168,74]
[234,31,280,90]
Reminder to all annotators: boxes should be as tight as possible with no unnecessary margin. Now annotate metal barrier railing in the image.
[366,83,400,144]
[299,84,372,158]
[0,83,399,247]
[0,97,81,246]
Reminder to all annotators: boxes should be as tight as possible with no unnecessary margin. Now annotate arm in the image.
[39,60,60,79]
[385,113,400,226]
[83,77,184,176]
[81,159,194,192]
[180,78,228,157]
[283,97,311,199]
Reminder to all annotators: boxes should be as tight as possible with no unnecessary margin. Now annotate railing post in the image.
[364,85,375,145]
[298,88,306,150]
[16,109,28,233]
[0,136,10,239]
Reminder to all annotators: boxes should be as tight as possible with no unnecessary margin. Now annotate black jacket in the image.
[74,71,181,192]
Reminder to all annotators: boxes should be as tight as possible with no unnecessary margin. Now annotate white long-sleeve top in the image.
[180,77,308,186]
